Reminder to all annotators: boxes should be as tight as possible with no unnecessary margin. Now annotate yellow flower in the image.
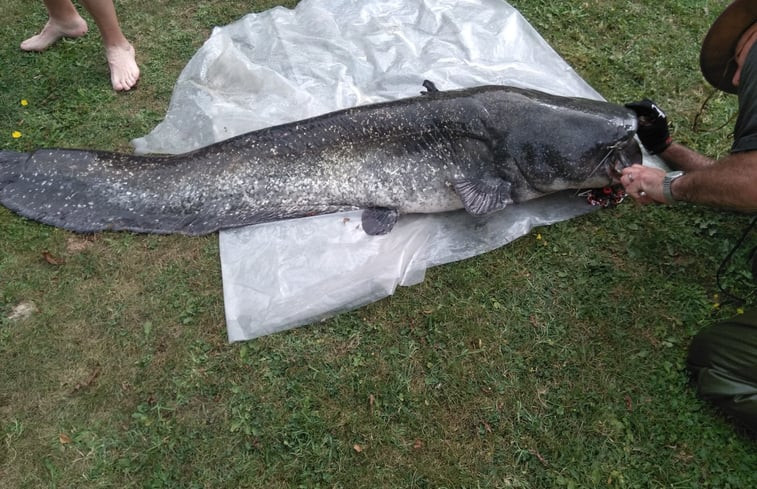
[12,131,22,139]
[536,233,542,240]
[20,99,28,106]
[737,307,744,315]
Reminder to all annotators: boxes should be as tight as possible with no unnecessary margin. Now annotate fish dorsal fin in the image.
[361,207,399,235]
[453,177,513,216]
[421,80,440,95]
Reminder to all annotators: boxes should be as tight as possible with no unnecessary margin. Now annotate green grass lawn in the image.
[1,1,756,487]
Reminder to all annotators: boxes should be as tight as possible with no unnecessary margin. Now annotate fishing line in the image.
[694,55,739,134]
[692,88,737,134]
[716,215,757,305]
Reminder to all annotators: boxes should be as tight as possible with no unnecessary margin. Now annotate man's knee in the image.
[686,310,757,434]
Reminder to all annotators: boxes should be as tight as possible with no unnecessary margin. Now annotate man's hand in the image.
[625,99,672,155]
[620,164,666,205]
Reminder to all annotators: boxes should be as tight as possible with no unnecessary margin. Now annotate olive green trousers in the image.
[687,309,757,434]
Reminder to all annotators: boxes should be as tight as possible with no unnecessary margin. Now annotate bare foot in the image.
[20,17,88,52]
[106,43,140,91]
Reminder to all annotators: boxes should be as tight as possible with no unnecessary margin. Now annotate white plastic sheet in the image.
[132,0,648,341]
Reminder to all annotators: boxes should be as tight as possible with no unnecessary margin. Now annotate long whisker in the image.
[573,142,620,196]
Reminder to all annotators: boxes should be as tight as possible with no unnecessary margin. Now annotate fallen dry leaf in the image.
[413,439,423,449]
[7,301,38,321]
[59,433,72,444]
[353,444,363,453]
[42,251,65,265]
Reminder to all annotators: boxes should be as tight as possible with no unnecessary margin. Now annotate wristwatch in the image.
[662,170,684,204]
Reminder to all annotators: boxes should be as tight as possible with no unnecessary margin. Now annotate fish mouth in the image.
[606,136,642,180]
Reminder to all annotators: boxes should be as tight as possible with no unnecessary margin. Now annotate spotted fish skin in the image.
[0,83,640,235]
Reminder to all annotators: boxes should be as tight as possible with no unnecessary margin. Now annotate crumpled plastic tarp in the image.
[131,0,652,341]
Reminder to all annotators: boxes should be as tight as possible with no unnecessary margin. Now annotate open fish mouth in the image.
[576,135,640,208]
[579,133,641,188]
[607,136,642,180]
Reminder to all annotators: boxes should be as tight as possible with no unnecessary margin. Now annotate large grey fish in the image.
[0,81,640,236]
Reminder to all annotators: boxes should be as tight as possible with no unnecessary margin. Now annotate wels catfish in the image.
[0,81,640,236]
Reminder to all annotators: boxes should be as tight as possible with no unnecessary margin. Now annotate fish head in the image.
[480,87,645,194]
[565,104,642,189]
[477,87,646,196]
[522,98,641,192]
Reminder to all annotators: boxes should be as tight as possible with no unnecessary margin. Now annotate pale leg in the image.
[20,0,88,52]
[80,0,140,91]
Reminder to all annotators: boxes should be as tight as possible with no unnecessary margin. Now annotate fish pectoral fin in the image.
[361,207,399,235]
[453,177,513,216]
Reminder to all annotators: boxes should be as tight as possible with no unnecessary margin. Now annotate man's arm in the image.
[622,98,757,211]
[658,142,716,171]
[672,150,757,211]
[621,148,757,212]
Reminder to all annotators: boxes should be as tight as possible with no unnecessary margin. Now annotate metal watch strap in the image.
[662,171,684,203]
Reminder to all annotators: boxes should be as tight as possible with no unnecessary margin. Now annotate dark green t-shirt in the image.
[733,42,757,153]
